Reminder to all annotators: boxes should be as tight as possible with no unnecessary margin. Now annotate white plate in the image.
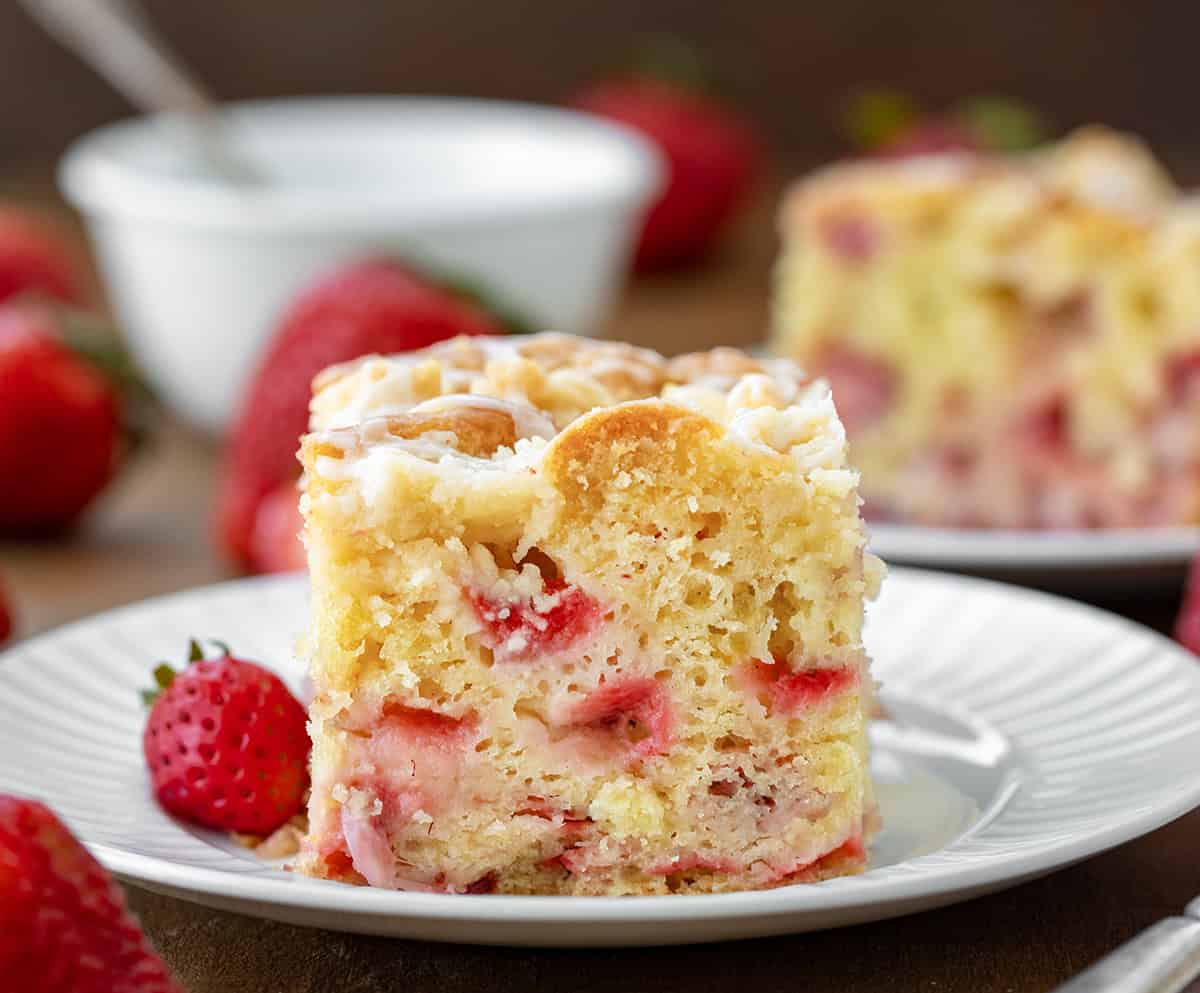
[869,522,1200,579]
[2,570,1199,948]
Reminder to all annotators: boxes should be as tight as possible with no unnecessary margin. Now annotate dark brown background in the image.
[3,0,1200,178]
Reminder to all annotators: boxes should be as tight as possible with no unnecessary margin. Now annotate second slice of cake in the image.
[296,334,880,895]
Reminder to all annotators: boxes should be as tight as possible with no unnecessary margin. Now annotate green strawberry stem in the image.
[955,96,1046,152]
[842,89,921,150]
[141,639,234,706]
[57,305,159,453]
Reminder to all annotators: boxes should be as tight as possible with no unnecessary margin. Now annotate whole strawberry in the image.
[570,44,760,271]
[0,573,13,645]
[0,305,119,534]
[247,481,306,574]
[0,794,184,993]
[0,207,86,307]
[216,258,508,572]
[1175,554,1200,656]
[844,90,1046,160]
[143,640,309,835]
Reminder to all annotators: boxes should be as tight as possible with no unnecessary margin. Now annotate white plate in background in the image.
[1,570,1199,947]
[869,523,1200,584]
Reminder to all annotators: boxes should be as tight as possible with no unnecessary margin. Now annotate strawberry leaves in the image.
[140,639,234,706]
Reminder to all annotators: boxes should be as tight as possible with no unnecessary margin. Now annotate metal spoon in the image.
[19,0,263,185]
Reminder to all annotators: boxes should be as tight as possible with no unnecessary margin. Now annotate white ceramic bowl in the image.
[59,97,662,433]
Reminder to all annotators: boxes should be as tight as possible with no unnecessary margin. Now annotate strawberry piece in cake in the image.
[773,126,1200,529]
[296,333,881,895]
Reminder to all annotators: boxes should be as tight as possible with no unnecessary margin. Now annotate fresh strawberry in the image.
[0,794,183,993]
[247,481,306,574]
[0,207,86,307]
[0,574,13,646]
[0,305,120,535]
[875,117,983,159]
[844,90,1045,159]
[142,640,310,835]
[216,258,508,571]
[570,45,759,271]
[1175,554,1200,656]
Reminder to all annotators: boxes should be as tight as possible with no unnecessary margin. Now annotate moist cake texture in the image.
[295,333,881,895]
[773,126,1200,528]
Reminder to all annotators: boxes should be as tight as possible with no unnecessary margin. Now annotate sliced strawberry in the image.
[558,676,673,758]
[742,657,858,715]
[0,794,183,992]
[468,578,603,663]
[647,852,739,875]
[772,834,867,884]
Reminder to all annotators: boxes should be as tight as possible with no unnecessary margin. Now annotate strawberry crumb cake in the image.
[295,333,882,895]
[773,126,1200,528]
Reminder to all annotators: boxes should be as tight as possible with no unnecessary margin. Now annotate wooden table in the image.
[3,191,1198,993]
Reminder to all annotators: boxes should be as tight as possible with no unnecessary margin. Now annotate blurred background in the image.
[2,0,1199,179]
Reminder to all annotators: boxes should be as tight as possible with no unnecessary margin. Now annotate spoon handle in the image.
[1050,917,1200,993]
[20,0,262,184]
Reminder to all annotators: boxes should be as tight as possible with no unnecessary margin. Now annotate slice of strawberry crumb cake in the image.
[773,126,1200,529]
[295,333,882,895]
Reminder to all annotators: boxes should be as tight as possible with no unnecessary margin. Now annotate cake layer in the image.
[296,334,881,895]
[772,127,1200,528]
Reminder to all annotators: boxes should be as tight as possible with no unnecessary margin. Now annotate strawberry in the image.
[570,42,760,271]
[467,578,603,663]
[216,258,509,571]
[0,574,13,646]
[142,640,310,835]
[0,207,86,307]
[1175,554,1200,656]
[843,90,1045,159]
[247,481,306,574]
[0,794,183,993]
[0,305,120,535]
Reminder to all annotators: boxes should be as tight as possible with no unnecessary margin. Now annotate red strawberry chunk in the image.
[647,852,739,876]
[1175,553,1200,656]
[772,834,866,883]
[819,212,881,264]
[340,802,397,889]
[810,345,897,434]
[378,700,473,741]
[0,795,183,992]
[743,657,858,716]
[464,872,498,894]
[468,579,602,663]
[560,676,673,758]
[1166,349,1200,403]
